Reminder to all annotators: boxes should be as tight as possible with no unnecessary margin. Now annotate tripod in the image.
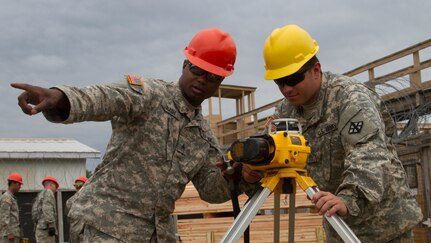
[221,168,361,243]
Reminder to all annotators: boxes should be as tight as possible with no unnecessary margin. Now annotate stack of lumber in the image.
[176,214,324,243]
[174,183,325,242]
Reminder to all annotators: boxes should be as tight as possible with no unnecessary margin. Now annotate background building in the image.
[0,138,100,243]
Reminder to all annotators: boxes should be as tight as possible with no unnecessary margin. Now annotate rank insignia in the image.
[348,121,363,134]
[127,75,143,86]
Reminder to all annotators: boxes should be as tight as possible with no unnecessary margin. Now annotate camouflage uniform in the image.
[32,189,57,243]
[65,193,83,243]
[274,72,422,242]
[82,225,125,243]
[0,191,21,243]
[44,77,248,242]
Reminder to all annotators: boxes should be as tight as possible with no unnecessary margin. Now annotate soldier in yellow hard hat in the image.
[261,24,422,242]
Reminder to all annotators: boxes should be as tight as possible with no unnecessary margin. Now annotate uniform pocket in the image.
[306,122,342,191]
[174,126,210,180]
[162,102,180,162]
[307,135,331,184]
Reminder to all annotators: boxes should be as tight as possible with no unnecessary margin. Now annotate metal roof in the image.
[0,138,100,159]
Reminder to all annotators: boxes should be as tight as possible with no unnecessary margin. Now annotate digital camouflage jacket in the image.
[274,72,422,242]
[45,77,250,242]
[0,191,21,238]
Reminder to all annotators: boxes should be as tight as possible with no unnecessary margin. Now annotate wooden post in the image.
[241,91,245,114]
[235,99,241,116]
[247,93,251,113]
[316,226,326,243]
[208,97,213,117]
[218,89,222,118]
[410,51,422,88]
[206,231,215,243]
[251,91,256,110]
[57,191,64,243]
[410,51,423,106]
[421,145,431,242]
[218,89,223,144]
[368,68,376,90]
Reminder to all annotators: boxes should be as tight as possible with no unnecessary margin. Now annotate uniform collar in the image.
[6,190,16,199]
[173,82,202,121]
[294,72,329,129]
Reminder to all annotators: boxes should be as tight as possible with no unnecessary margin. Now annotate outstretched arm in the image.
[10,83,70,116]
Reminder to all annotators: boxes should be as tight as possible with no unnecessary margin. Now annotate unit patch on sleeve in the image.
[127,74,143,86]
[348,121,363,134]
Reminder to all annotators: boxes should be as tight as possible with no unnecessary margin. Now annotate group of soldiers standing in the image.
[0,172,87,243]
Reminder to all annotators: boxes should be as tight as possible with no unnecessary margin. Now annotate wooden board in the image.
[177,214,324,243]
[175,183,315,215]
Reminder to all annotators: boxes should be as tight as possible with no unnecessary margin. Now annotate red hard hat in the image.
[42,176,59,188]
[7,173,23,184]
[184,28,237,77]
[75,176,87,183]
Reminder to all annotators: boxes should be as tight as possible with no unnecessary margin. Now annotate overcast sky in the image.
[1,0,430,170]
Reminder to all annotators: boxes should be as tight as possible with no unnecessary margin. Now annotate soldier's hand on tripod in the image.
[311,191,347,217]
[241,165,263,184]
[216,159,242,182]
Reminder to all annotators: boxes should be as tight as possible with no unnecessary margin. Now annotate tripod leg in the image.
[294,172,361,242]
[274,193,280,243]
[288,193,295,243]
[221,187,272,243]
[305,187,361,243]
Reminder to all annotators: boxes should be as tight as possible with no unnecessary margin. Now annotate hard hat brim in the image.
[184,49,234,77]
[264,46,319,80]
[42,179,59,189]
[10,180,23,185]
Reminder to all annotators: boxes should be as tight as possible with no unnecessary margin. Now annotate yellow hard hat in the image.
[263,24,319,80]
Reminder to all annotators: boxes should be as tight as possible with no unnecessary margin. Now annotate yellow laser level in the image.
[222,118,361,243]
[229,118,310,171]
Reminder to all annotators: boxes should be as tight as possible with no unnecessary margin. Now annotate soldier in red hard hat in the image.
[7,173,23,185]
[11,28,258,242]
[0,173,23,243]
[66,176,87,243]
[32,176,59,243]
[74,176,87,186]
[41,176,59,189]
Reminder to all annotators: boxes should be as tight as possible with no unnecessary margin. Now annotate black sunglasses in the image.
[274,67,310,87]
[185,60,224,83]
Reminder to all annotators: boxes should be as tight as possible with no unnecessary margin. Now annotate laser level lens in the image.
[230,138,273,165]
[232,142,244,157]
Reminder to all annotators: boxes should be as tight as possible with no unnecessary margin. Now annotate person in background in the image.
[0,173,23,243]
[258,24,422,242]
[12,27,258,242]
[32,176,59,243]
[66,176,87,243]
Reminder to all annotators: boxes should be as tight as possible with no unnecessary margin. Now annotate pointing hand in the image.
[11,83,69,115]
